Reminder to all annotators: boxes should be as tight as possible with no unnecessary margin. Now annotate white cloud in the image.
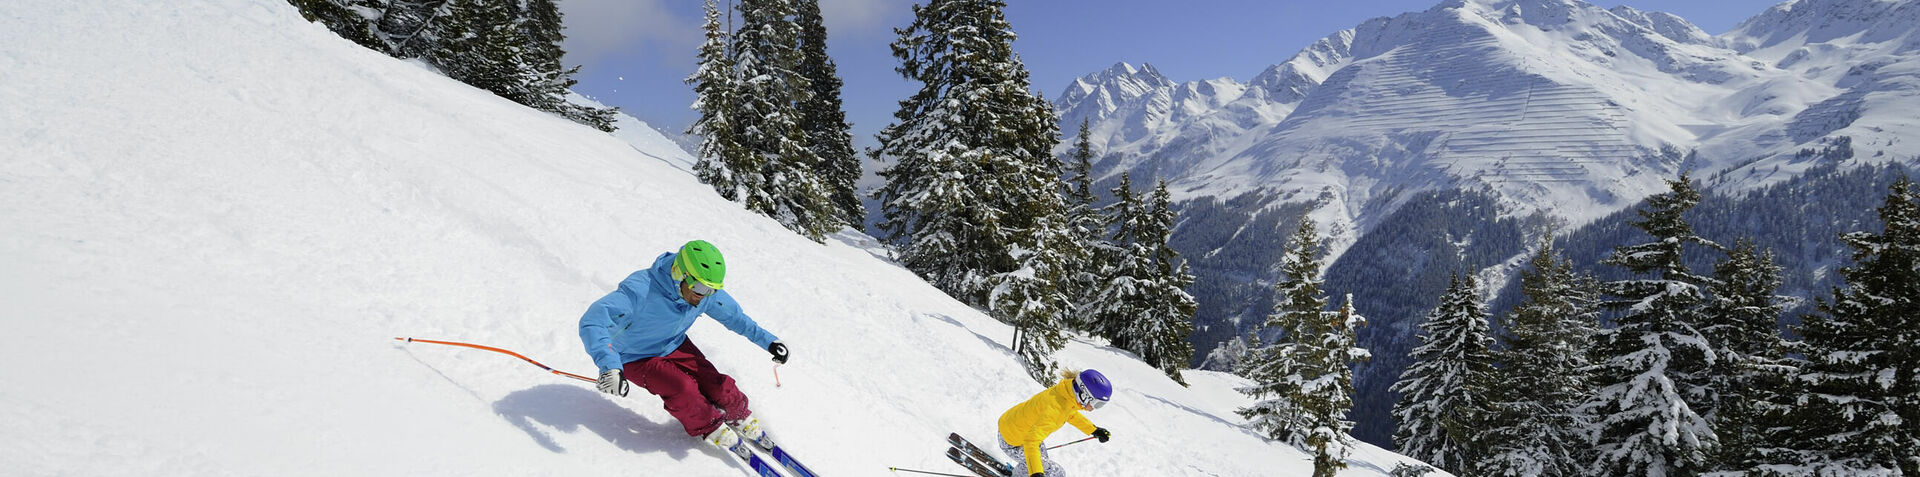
[558,0,699,64]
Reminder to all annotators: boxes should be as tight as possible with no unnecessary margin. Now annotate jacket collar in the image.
[647,252,692,306]
[1051,378,1081,409]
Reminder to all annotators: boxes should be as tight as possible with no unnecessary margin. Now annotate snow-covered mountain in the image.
[1063,0,1920,248]
[0,0,1445,475]
[1056,0,1920,448]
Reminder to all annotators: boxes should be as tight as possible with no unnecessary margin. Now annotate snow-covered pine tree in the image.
[1240,218,1328,445]
[1391,272,1495,475]
[873,0,1068,315]
[993,209,1076,383]
[342,0,609,130]
[1062,119,1106,329]
[1087,172,1143,343]
[985,118,1078,383]
[872,0,1072,380]
[792,0,863,227]
[423,0,527,102]
[1238,218,1369,477]
[1311,295,1370,477]
[687,0,753,203]
[873,0,1005,298]
[378,0,444,58]
[288,0,385,50]
[733,0,837,242]
[1790,177,1920,476]
[1699,239,1796,473]
[517,0,615,131]
[1586,174,1721,477]
[1477,235,1599,477]
[1125,180,1197,385]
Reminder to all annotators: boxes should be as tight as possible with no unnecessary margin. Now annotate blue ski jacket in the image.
[579,252,780,372]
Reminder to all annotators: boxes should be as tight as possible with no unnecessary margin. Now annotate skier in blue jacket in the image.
[578,240,789,450]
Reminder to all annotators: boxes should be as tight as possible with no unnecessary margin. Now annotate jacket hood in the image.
[619,252,685,303]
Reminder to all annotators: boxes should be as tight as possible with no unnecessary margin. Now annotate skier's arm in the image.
[578,299,628,372]
[1022,442,1044,474]
[703,291,779,349]
[1067,411,1097,435]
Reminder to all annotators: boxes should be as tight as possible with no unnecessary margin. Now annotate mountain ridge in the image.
[1053,0,1920,449]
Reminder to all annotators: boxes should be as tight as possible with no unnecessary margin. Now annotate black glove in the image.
[1030,473,1045,477]
[1092,427,1111,443]
[768,341,789,364]
[597,369,628,397]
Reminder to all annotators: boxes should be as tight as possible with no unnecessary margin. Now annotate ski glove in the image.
[597,369,628,397]
[768,341,789,364]
[1092,427,1111,443]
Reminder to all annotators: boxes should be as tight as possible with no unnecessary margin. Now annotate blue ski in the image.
[767,445,820,477]
[723,439,787,477]
[735,424,819,477]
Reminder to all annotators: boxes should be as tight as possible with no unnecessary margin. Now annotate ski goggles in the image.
[1074,379,1110,410]
[685,277,716,297]
[671,264,719,297]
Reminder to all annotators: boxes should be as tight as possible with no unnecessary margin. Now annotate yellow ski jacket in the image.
[996,376,1098,473]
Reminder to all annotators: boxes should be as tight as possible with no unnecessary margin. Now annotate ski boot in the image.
[727,416,776,449]
[704,425,751,460]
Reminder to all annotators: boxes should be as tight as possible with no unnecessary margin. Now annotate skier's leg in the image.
[626,353,724,437]
[997,436,1035,476]
[682,339,752,421]
[997,436,1066,477]
[1040,452,1066,477]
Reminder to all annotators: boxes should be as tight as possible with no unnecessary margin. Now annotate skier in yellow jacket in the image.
[996,369,1114,477]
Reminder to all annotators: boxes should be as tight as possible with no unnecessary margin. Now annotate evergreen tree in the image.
[1699,239,1796,473]
[872,0,1068,312]
[734,0,837,241]
[1391,272,1495,475]
[994,209,1076,383]
[293,0,612,130]
[1478,236,1599,477]
[1238,218,1369,477]
[792,0,863,227]
[688,0,752,202]
[288,0,385,50]
[1063,119,1105,326]
[518,0,616,131]
[1790,177,1920,476]
[423,0,527,102]
[1586,174,1721,477]
[376,0,445,58]
[1087,172,1142,342]
[1124,180,1197,385]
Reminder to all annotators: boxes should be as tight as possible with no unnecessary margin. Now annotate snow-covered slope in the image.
[0,0,1440,475]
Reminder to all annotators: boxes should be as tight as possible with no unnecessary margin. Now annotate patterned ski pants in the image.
[997,436,1066,477]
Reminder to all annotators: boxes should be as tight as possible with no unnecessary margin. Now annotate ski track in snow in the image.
[0,0,1444,475]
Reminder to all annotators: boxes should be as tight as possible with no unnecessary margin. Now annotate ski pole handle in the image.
[888,467,976,477]
[1045,436,1098,450]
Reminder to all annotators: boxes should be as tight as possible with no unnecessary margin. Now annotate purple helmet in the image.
[1073,369,1113,410]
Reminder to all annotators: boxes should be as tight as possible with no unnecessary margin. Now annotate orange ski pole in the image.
[395,337,596,383]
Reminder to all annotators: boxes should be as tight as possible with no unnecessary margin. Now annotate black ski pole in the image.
[888,466,976,477]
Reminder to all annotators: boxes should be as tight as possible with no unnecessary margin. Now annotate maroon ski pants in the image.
[622,339,751,437]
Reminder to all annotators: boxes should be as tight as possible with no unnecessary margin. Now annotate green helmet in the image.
[672,240,726,290]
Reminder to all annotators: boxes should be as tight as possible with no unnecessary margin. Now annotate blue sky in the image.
[557,0,1790,151]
